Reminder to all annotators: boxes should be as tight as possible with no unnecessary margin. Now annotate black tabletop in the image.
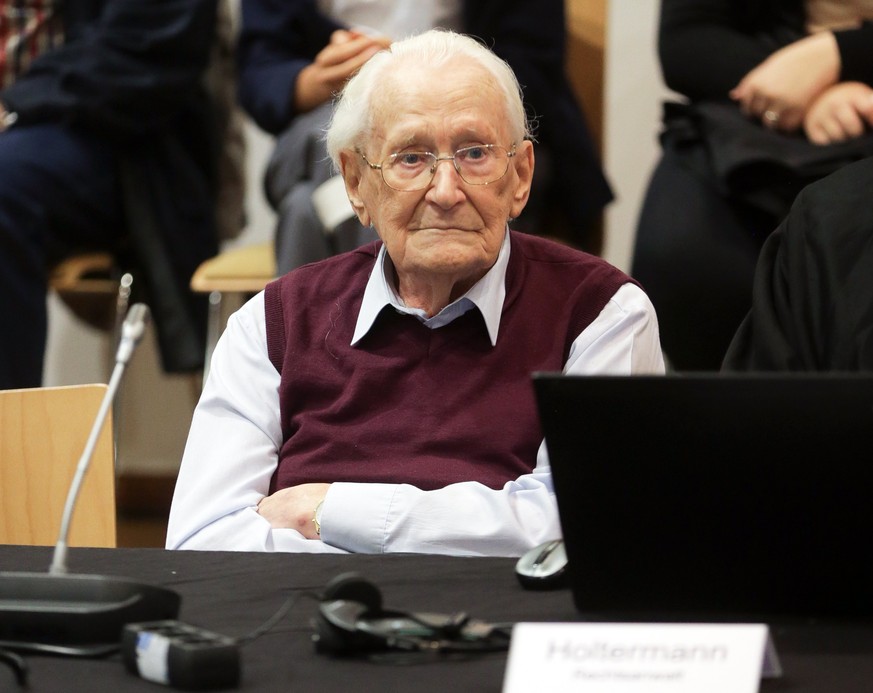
[1,546,872,692]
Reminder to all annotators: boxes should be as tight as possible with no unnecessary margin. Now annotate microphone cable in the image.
[0,647,27,687]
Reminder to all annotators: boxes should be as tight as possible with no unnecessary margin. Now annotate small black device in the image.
[313,572,511,657]
[122,620,240,690]
[514,539,568,590]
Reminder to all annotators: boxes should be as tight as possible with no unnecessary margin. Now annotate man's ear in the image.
[509,140,534,221]
[339,151,372,227]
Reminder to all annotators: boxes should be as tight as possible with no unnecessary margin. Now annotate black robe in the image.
[723,156,873,371]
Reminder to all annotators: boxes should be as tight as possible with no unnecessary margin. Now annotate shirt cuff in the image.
[320,482,398,553]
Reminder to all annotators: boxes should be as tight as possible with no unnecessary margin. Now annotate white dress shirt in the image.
[166,232,665,556]
[316,0,463,38]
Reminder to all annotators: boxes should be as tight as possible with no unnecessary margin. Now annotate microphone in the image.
[0,304,181,656]
[115,302,150,365]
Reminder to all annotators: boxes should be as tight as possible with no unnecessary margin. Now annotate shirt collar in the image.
[351,228,510,346]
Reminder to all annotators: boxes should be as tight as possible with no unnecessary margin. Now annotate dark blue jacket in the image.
[1,0,220,372]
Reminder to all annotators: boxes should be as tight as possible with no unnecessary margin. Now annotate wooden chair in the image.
[49,252,132,336]
[189,241,275,378]
[0,384,117,547]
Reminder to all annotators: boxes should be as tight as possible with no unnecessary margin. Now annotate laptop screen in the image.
[533,372,873,622]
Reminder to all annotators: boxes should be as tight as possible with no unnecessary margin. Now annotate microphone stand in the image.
[49,303,147,576]
[0,304,181,656]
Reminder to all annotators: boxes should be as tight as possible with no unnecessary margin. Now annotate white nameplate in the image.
[502,622,780,693]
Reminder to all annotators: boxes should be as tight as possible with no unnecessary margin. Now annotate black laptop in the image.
[532,372,873,623]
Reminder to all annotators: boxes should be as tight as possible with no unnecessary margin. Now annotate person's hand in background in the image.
[730,31,841,133]
[803,82,873,145]
[294,29,392,113]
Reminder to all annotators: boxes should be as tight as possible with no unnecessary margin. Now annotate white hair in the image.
[325,29,531,168]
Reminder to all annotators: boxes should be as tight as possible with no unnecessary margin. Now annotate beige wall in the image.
[44,0,669,477]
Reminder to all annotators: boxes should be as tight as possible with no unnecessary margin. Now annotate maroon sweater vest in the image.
[264,231,633,493]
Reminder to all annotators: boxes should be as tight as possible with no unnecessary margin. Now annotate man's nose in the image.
[426,159,466,207]
[429,156,464,186]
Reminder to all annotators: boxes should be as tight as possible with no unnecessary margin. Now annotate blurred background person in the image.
[723,155,873,372]
[631,0,873,371]
[0,0,221,390]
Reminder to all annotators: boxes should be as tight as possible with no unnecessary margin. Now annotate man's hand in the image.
[294,29,391,113]
[804,82,873,145]
[257,482,331,539]
[730,31,841,133]
[0,101,15,132]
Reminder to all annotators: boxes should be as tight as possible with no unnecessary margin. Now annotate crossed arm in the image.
[729,31,873,144]
[659,0,873,145]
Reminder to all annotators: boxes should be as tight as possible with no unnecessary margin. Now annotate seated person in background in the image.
[723,156,873,372]
[631,0,873,372]
[0,0,220,391]
[237,0,612,275]
[166,30,664,556]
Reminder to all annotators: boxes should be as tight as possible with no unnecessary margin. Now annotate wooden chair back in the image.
[190,241,275,381]
[0,384,117,547]
[567,0,607,155]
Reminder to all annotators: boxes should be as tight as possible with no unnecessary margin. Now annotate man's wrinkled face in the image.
[342,57,533,290]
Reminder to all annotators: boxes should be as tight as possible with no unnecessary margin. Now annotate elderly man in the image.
[166,30,664,556]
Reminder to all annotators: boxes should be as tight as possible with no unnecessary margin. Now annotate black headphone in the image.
[313,572,511,657]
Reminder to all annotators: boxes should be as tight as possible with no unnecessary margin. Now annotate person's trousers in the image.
[265,103,377,275]
[0,123,124,389]
[631,147,772,371]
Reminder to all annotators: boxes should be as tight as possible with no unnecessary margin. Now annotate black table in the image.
[2,546,872,691]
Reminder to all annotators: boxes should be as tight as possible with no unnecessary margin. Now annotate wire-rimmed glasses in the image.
[360,144,517,191]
